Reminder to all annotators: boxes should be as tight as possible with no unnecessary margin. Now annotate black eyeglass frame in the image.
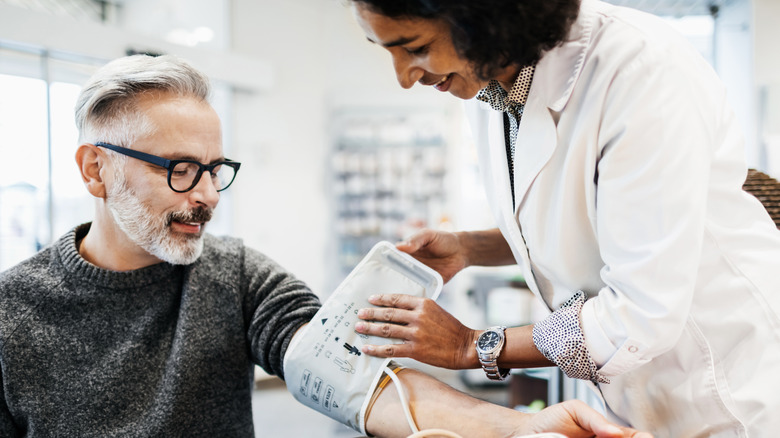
[95,142,241,193]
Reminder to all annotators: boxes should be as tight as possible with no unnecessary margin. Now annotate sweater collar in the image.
[55,222,181,288]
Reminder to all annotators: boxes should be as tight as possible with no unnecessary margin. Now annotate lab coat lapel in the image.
[480,101,557,217]
[512,2,592,211]
[512,94,557,211]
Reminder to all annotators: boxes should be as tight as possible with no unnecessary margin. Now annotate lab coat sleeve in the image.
[578,45,721,376]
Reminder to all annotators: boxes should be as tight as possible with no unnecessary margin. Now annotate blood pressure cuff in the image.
[283,241,443,434]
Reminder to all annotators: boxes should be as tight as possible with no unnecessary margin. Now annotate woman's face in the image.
[352,3,515,100]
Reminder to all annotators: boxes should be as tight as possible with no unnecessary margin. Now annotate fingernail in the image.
[363,345,375,353]
[355,322,365,331]
[368,295,379,301]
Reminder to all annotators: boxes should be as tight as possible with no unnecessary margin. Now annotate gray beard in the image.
[105,175,205,265]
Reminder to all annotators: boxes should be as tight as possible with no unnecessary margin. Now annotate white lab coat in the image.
[465,1,780,436]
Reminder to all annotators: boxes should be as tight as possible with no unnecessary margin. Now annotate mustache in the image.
[167,206,213,225]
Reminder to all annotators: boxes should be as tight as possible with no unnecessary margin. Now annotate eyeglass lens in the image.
[170,162,236,192]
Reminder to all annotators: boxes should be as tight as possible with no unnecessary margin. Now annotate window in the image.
[0,72,49,269]
[0,46,99,270]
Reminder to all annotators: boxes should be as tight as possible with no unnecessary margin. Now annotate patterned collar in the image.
[476,65,535,112]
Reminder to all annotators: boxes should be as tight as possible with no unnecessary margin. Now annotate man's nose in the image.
[189,171,220,208]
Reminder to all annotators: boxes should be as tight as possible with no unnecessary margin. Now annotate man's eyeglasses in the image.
[95,142,241,193]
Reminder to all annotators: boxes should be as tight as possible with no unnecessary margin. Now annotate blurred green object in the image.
[528,399,546,412]
[514,399,546,413]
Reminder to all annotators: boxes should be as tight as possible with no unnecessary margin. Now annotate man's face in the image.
[105,91,223,265]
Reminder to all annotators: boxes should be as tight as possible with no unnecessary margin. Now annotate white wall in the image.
[714,0,780,174]
[753,0,780,174]
[715,0,756,167]
[753,0,780,87]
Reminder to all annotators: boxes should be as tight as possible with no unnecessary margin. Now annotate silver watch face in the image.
[477,330,501,351]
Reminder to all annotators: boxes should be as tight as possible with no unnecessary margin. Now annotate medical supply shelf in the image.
[328,109,450,289]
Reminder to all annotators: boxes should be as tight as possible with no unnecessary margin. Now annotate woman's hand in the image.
[355,294,478,370]
[395,228,470,284]
[525,400,654,438]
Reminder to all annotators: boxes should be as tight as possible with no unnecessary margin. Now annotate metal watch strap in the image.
[479,356,509,381]
[478,326,510,381]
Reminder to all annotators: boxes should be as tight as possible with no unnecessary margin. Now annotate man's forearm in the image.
[457,228,516,267]
[364,368,528,438]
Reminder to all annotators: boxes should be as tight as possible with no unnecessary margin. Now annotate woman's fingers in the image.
[367,293,424,310]
[396,228,438,253]
[355,319,409,338]
[360,341,413,358]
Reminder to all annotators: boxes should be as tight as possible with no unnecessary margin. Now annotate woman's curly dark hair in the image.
[350,0,581,80]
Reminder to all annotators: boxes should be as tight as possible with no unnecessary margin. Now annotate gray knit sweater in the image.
[0,223,321,437]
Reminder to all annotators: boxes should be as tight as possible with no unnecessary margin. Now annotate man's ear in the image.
[75,143,107,198]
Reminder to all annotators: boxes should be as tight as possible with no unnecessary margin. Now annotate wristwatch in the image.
[475,326,510,381]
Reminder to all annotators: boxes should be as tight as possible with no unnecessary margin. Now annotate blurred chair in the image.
[742,169,780,229]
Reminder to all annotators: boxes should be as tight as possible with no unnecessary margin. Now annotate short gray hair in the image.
[75,54,211,147]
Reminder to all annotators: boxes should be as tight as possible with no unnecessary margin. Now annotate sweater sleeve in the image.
[0,366,20,437]
[242,247,321,380]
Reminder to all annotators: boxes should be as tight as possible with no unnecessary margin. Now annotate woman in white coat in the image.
[349,0,780,436]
